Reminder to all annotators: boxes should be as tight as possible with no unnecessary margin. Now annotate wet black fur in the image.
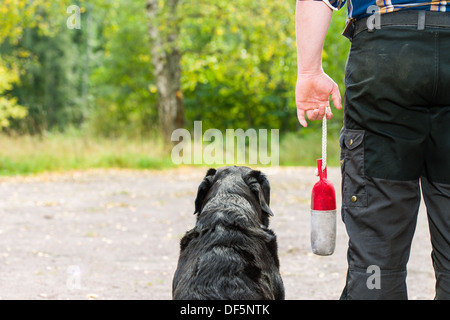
[172,166,285,300]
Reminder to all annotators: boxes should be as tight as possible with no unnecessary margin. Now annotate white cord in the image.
[322,110,327,172]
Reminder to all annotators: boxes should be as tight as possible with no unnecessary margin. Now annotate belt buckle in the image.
[342,18,356,41]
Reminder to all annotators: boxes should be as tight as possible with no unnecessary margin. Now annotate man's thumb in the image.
[331,84,342,110]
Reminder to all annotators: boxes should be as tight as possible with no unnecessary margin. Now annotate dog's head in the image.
[193,166,274,226]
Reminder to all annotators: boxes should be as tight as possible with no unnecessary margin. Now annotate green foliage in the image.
[4,25,85,133]
[181,0,297,132]
[0,59,27,128]
[0,0,69,130]
[181,2,349,134]
[82,0,350,137]
[0,0,350,171]
[89,0,158,137]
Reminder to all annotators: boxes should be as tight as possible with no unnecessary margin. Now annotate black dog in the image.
[172,166,284,300]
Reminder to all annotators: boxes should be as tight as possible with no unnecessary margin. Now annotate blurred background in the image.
[0,0,349,175]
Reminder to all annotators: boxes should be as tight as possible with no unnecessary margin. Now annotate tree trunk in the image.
[146,0,184,150]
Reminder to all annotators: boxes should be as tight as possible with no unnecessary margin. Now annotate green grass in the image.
[279,131,341,167]
[0,130,340,176]
[0,132,174,176]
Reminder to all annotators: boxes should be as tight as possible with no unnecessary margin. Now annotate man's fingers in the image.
[306,109,317,121]
[305,105,328,121]
[316,105,326,120]
[296,83,339,126]
[326,110,334,120]
[297,109,308,127]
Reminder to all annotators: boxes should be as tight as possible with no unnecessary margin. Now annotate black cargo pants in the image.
[340,18,450,300]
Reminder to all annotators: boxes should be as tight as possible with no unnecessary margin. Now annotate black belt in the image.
[343,10,450,41]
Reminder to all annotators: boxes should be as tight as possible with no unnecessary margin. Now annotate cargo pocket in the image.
[340,129,368,214]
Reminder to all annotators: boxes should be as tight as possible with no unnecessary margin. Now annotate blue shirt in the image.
[322,0,448,20]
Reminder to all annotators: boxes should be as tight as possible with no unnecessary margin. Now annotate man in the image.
[295,0,450,299]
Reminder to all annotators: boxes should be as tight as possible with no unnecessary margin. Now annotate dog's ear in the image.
[243,170,274,217]
[193,168,217,215]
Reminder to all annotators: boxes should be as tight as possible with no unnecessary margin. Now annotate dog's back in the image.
[172,166,284,300]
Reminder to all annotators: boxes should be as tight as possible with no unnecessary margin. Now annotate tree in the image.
[5,25,85,133]
[146,0,184,148]
[0,0,39,129]
[0,1,72,132]
[88,0,157,137]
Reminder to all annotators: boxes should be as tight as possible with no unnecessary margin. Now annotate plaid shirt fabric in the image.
[320,0,448,20]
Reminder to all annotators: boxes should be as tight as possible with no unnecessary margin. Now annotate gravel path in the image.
[0,167,435,300]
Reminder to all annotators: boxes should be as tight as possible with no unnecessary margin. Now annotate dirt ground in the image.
[0,167,436,300]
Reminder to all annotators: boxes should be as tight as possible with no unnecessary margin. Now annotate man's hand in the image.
[295,71,342,127]
[295,0,342,127]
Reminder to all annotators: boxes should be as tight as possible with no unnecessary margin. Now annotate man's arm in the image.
[295,0,342,127]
